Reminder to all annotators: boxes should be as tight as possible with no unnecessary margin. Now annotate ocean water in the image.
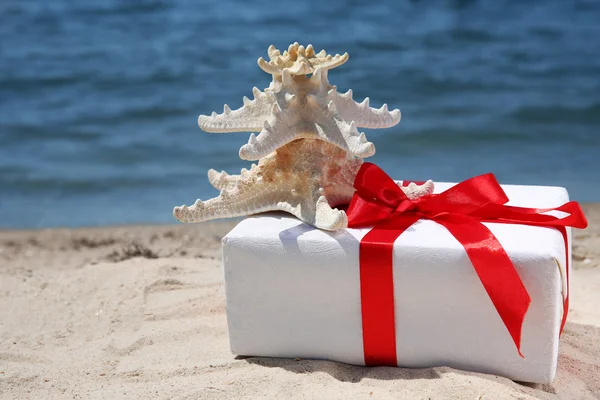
[1,0,599,228]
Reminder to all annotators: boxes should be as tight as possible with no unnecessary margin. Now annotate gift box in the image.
[221,180,574,383]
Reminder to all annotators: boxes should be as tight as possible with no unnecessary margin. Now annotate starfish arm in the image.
[257,57,282,75]
[328,89,401,129]
[280,185,348,231]
[267,45,281,60]
[312,195,348,230]
[311,98,376,158]
[174,189,281,223]
[197,88,276,133]
[207,165,260,191]
[207,169,241,191]
[310,52,349,71]
[174,174,303,222]
[238,100,300,161]
[309,68,334,90]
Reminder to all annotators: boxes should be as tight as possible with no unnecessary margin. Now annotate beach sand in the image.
[1,205,599,399]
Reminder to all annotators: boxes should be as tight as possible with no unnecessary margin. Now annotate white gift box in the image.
[221,181,571,383]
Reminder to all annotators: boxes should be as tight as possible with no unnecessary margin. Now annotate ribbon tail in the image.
[555,226,570,335]
[359,214,421,366]
[438,218,531,357]
[474,201,588,230]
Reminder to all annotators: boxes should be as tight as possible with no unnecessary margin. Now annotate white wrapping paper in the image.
[222,181,571,383]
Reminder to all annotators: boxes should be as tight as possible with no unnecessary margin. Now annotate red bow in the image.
[347,162,587,366]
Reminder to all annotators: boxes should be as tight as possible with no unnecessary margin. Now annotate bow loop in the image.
[353,162,408,208]
[347,163,411,227]
[416,173,509,216]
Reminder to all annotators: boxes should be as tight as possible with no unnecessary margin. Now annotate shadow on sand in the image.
[238,356,442,383]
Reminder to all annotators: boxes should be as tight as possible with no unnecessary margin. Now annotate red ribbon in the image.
[347,162,588,366]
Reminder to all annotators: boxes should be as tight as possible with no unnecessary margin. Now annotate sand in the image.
[1,204,599,399]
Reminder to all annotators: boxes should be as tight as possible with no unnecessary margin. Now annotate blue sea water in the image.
[1,0,599,228]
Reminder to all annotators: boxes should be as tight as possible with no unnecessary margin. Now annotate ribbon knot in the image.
[346,162,587,366]
[394,198,420,214]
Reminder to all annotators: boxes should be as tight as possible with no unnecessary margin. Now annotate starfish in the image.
[257,42,349,76]
[198,68,400,161]
[173,139,433,230]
